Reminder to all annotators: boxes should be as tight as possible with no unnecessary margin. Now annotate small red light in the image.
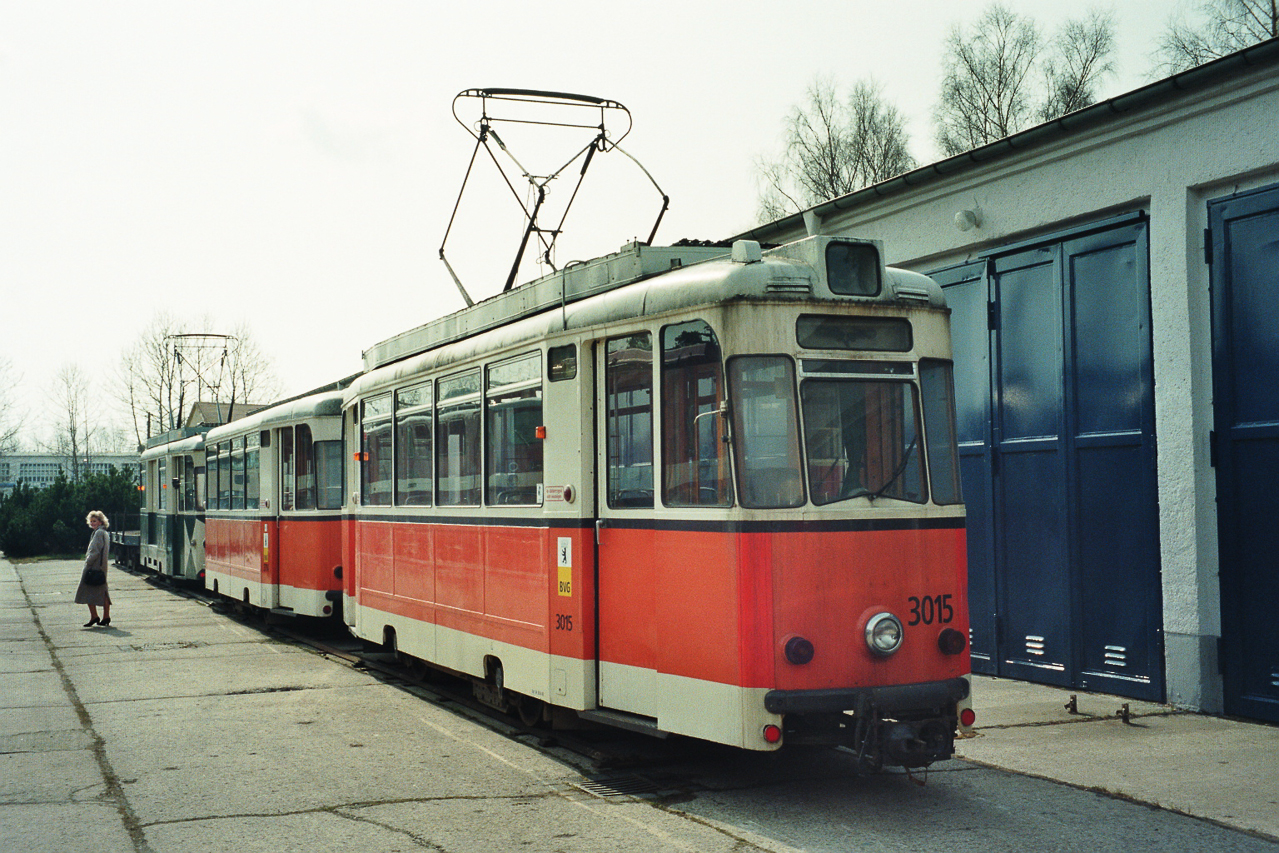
[938,627,967,655]
[322,605,333,615]
[762,724,782,744]
[960,708,977,727]
[535,425,547,439]
[784,635,815,665]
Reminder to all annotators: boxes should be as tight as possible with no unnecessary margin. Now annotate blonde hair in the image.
[85,510,110,529]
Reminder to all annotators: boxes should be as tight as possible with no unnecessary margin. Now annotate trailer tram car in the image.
[204,390,346,617]
[139,429,208,583]
[343,234,970,767]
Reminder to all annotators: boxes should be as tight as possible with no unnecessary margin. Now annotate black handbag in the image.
[83,567,106,586]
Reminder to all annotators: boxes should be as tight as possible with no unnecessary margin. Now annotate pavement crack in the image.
[972,709,1188,731]
[17,572,155,853]
[330,806,449,851]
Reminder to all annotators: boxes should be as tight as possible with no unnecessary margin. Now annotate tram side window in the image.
[486,353,543,505]
[316,440,343,510]
[184,457,197,511]
[801,378,925,505]
[245,433,261,510]
[661,320,732,507]
[728,357,805,508]
[395,383,433,506]
[606,333,654,508]
[231,439,246,510]
[436,372,481,506]
[219,444,230,510]
[194,456,206,512]
[203,448,216,511]
[296,424,316,510]
[174,456,186,512]
[920,360,963,505]
[548,344,577,381]
[158,458,167,511]
[280,427,295,511]
[146,460,157,515]
[361,395,393,506]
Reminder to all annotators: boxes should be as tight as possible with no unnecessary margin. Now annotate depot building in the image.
[736,38,1279,725]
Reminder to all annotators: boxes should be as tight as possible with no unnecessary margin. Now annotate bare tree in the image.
[115,312,184,443]
[757,77,916,221]
[222,320,282,412]
[934,3,1116,156]
[0,357,23,454]
[114,313,281,445]
[1158,0,1278,72]
[47,363,94,482]
[1039,10,1117,121]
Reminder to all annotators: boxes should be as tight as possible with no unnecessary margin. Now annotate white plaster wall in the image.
[759,67,1279,712]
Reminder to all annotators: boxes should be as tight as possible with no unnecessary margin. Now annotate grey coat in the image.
[74,527,111,606]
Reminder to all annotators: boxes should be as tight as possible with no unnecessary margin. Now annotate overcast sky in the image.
[1,0,1187,446]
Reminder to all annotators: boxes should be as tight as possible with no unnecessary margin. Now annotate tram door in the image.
[594,335,659,718]
[1209,184,1279,724]
[257,430,277,611]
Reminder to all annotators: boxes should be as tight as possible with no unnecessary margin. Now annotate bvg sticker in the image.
[557,537,572,597]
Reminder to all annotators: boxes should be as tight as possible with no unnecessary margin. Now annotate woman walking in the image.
[76,510,112,627]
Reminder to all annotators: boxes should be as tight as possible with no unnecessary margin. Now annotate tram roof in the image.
[140,429,205,460]
[363,236,942,373]
[349,236,946,402]
[363,241,728,371]
[205,388,346,444]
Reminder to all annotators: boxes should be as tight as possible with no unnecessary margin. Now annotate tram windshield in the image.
[802,379,925,504]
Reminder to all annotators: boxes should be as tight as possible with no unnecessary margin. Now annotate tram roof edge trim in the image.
[363,242,729,371]
[205,389,346,444]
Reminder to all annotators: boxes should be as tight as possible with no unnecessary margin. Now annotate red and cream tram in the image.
[343,235,969,767]
[204,389,347,617]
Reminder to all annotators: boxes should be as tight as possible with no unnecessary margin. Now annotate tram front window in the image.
[729,356,804,508]
[802,379,925,505]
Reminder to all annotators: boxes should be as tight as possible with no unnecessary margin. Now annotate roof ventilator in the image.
[893,284,932,302]
[732,240,762,263]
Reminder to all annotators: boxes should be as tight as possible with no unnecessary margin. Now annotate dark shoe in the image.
[99,618,111,627]
[83,617,99,627]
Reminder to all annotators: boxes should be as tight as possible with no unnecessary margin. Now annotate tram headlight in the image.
[865,612,904,656]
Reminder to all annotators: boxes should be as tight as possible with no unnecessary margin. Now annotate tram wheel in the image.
[517,696,545,727]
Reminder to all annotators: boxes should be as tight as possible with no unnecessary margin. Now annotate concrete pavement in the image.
[3,554,1277,851]
[957,674,1279,840]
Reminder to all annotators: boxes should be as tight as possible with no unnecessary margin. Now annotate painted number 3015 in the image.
[907,594,954,626]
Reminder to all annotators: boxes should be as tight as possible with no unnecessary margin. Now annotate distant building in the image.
[183,401,268,429]
[0,452,141,498]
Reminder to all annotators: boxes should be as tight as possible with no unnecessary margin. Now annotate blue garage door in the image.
[934,216,1164,701]
[1210,183,1279,723]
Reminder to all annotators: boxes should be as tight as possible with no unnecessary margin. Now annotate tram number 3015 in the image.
[907,594,955,626]
[555,614,573,632]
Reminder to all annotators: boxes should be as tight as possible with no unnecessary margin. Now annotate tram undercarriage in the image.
[768,677,969,769]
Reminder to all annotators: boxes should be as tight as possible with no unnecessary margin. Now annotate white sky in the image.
[1,0,1187,444]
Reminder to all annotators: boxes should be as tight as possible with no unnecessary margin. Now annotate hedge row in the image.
[0,467,141,558]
